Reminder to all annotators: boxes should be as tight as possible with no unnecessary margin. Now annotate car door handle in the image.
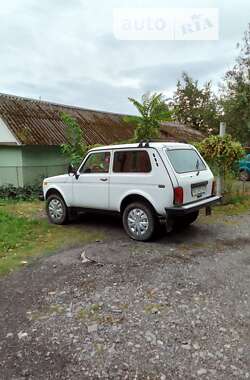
[100,178,108,182]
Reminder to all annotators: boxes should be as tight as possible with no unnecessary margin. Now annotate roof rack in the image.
[138,140,150,148]
[138,138,168,147]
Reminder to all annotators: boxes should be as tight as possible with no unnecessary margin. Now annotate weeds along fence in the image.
[0,164,68,187]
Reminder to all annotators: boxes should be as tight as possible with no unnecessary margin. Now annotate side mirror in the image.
[68,164,79,179]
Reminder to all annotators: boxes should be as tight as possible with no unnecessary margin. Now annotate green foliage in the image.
[0,210,40,255]
[213,195,250,215]
[0,184,42,200]
[125,93,172,142]
[220,24,250,144]
[195,134,245,175]
[172,72,219,134]
[60,112,88,166]
[223,171,239,204]
[0,201,104,276]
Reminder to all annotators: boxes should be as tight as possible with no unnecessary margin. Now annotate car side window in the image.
[113,150,151,173]
[80,152,110,174]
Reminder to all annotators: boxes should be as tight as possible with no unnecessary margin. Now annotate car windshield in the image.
[165,149,206,174]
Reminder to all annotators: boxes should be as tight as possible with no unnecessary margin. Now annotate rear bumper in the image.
[165,195,222,216]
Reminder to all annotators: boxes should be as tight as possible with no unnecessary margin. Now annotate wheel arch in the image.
[120,193,157,215]
[45,187,66,202]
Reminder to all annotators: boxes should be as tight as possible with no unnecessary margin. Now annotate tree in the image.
[60,112,88,167]
[172,72,219,134]
[220,24,250,144]
[124,92,172,142]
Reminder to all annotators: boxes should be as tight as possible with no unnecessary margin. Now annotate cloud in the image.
[4,77,141,115]
[120,55,232,91]
[0,0,249,114]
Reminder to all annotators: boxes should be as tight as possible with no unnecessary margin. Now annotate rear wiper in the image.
[196,159,200,176]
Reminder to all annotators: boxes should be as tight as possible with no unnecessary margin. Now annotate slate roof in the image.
[0,93,203,146]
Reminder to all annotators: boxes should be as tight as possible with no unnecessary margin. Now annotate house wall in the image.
[21,146,68,185]
[0,117,19,144]
[0,145,68,187]
[0,146,24,186]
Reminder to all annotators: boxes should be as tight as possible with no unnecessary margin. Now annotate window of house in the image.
[113,150,151,173]
[80,152,110,174]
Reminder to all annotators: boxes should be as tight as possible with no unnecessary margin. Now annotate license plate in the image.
[192,185,206,197]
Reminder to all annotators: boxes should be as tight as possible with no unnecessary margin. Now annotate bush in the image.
[195,134,245,202]
[0,183,42,201]
[195,134,244,175]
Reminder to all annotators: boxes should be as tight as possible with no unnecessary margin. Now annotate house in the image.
[0,93,203,187]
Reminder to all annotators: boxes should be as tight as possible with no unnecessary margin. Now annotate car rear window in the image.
[113,150,151,173]
[166,149,206,174]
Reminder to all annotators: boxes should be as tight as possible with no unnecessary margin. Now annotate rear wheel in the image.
[173,211,199,229]
[46,194,68,225]
[239,170,250,181]
[122,202,156,241]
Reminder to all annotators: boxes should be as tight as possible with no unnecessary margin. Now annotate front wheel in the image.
[46,194,68,225]
[122,202,156,241]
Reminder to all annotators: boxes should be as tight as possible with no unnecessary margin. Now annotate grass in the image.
[199,193,250,225]
[0,200,104,276]
[1,199,45,219]
[77,303,125,326]
[230,180,250,194]
[29,304,66,321]
[0,190,249,276]
[77,303,103,321]
[214,194,250,216]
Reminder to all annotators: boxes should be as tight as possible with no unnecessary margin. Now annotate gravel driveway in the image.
[0,211,250,379]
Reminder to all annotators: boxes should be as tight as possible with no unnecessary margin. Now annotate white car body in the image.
[43,142,221,240]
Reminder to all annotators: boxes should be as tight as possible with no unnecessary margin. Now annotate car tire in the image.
[174,211,199,229]
[239,170,250,181]
[46,194,68,225]
[122,202,156,241]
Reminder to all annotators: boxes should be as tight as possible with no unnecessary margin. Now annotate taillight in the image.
[212,180,216,196]
[174,187,183,205]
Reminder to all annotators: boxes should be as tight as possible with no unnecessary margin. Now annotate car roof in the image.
[89,142,193,152]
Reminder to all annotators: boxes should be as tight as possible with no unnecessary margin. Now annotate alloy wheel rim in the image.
[127,208,149,236]
[49,199,64,221]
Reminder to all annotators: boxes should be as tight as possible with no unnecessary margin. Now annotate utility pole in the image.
[217,122,226,197]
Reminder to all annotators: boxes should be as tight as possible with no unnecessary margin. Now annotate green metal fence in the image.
[0,164,68,187]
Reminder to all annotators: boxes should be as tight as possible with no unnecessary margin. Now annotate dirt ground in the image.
[0,211,250,380]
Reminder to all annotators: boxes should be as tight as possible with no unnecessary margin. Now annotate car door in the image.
[109,149,155,211]
[164,147,214,204]
[72,150,111,209]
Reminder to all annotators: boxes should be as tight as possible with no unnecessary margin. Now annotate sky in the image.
[0,0,249,115]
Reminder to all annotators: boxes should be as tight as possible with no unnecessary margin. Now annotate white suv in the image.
[43,142,221,241]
